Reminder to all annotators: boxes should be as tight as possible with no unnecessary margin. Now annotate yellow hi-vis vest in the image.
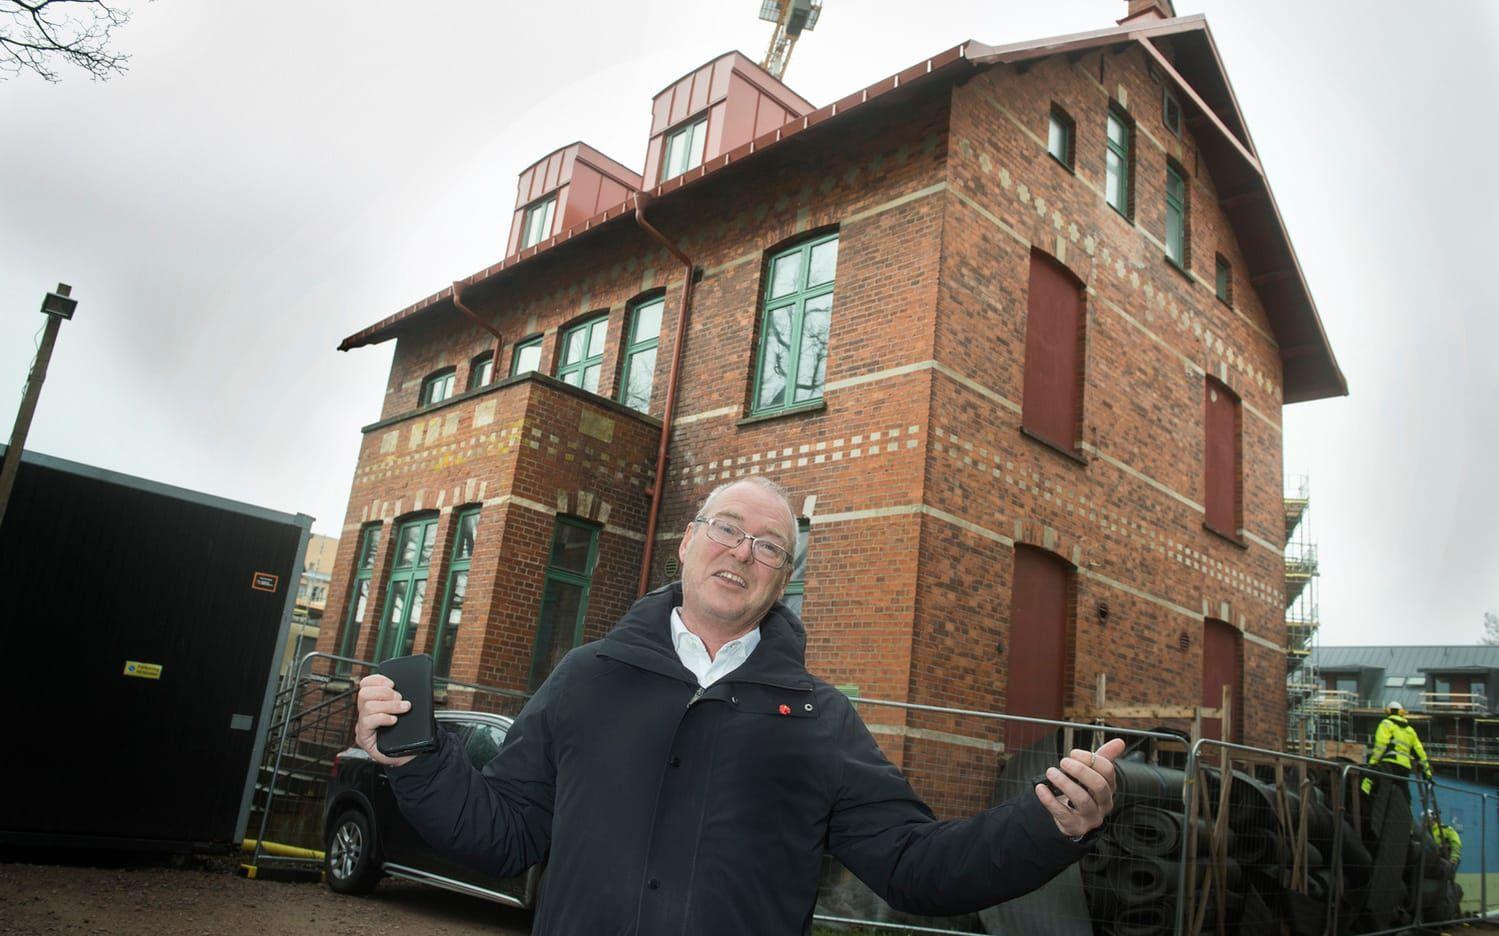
[1369,715,1432,777]
[1430,821,1463,863]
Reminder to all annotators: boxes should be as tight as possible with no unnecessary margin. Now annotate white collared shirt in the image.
[670,606,760,688]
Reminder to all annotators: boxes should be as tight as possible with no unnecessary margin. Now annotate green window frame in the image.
[433,508,479,680]
[1165,162,1188,267]
[520,195,556,250]
[510,336,542,377]
[336,524,381,674]
[619,296,663,413]
[1162,86,1182,137]
[1047,105,1074,170]
[1215,254,1233,306]
[1105,109,1132,218]
[373,515,438,662]
[752,233,839,414]
[420,368,456,407]
[660,117,707,182]
[781,518,810,616]
[467,352,494,391]
[557,315,608,393]
[529,517,600,691]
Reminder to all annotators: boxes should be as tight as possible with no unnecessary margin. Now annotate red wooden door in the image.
[1202,618,1242,742]
[1008,546,1069,749]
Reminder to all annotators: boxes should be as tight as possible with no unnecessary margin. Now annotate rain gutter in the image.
[451,280,505,371]
[632,193,696,597]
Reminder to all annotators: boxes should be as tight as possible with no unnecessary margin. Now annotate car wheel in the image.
[326,808,380,894]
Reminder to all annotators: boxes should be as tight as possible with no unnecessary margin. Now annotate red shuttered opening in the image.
[1008,545,1073,749]
[1021,250,1085,453]
[1203,377,1240,537]
[1201,618,1243,743]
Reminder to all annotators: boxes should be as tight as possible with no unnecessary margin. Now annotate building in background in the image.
[283,533,338,677]
[1306,646,1499,787]
[317,1,1345,812]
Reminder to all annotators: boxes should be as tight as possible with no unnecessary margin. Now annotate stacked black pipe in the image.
[1081,759,1352,935]
[1077,759,1244,935]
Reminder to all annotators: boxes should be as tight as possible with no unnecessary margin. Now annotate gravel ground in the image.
[0,851,531,935]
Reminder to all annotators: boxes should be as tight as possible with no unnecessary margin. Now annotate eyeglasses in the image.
[692,516,792,570]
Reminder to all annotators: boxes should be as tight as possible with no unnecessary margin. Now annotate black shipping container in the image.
[0,447,311,851]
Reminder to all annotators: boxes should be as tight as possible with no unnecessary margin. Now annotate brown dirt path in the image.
[0,854,531,935]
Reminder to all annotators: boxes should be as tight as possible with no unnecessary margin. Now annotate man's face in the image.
[677,482,795,635]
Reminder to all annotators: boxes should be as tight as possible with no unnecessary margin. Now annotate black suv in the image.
[323,709,541,908]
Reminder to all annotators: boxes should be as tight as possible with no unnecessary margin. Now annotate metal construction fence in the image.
[248,657,1499,935]
[245,652,531,877]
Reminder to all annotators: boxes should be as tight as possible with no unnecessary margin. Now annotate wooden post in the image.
[0,285,70,533]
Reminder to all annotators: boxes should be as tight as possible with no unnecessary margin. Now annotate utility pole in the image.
[0,283,78,532]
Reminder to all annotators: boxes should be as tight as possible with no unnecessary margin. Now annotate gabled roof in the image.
[339,15,1345,404]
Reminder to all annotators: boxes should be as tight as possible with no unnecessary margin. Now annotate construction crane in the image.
[758,0,823,81]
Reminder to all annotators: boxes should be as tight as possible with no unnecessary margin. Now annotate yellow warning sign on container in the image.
[124,660,163,680]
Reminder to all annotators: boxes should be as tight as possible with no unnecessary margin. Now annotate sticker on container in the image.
[124,661,163,680]
[251,572,279,592]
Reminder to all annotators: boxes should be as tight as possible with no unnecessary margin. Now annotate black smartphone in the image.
[375,653,438,758]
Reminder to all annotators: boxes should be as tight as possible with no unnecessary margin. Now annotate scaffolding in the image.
[1284,474,1324,754]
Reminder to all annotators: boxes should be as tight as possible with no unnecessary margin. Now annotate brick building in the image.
[317,2,1344,811]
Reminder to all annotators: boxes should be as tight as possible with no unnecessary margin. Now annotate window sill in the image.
[1163,253,1193,283]
[1019,426,1088,466]
[1202,522,1248,550]
[736,399,827,428]
[1048,152,1076,175]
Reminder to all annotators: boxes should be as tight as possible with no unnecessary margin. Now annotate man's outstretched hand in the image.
[355,673,418,768]
[1034,737,1126,840]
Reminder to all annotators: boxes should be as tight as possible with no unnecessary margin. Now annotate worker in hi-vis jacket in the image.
[1361,700,1433,797]
[1427,812,1462,867]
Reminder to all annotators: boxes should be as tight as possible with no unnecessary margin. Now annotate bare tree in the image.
[2,0,133,83]
[1483,611,1499,647]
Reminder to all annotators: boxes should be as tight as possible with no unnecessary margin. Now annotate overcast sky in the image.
[1,1,1495,647]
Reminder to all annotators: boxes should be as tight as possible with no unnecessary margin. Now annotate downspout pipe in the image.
[633,193,697,597]
[451,281,505,373]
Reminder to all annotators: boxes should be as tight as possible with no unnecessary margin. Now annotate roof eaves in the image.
[1188,19,1258,160]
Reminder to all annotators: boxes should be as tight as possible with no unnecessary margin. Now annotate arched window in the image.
[335,524,382,675]
[419,368,456,407]
[510,335,543,377]
[433,507,479,679]
[752,232,838,414]
[619,295,663,413]
[374,514,439,661]
[557,315,608,393]
[467,352,494,391]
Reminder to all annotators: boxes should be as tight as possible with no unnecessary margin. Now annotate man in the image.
[357,477,1122,934]
[1360,700,1433,797]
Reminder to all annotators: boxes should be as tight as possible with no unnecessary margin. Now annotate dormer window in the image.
[520,195,557,250]
[660,117,707,182]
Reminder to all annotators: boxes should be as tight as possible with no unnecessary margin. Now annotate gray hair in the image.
[697,476,798,546]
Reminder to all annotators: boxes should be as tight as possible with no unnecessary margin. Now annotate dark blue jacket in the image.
[389,583,1091,934]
